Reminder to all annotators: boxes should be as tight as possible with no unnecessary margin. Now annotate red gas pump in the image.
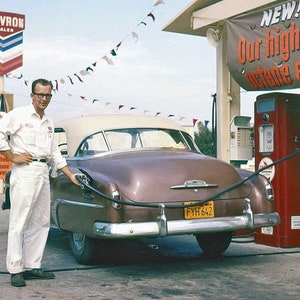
[254,92,300,247]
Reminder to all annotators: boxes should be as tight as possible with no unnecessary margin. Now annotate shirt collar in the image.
[28,104,50,122]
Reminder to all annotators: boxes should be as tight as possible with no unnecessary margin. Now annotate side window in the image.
[54,128,68,157]
[104,129,143,150]
[105,131,132,150]
[139,129,186,148]
[76,132,108,157]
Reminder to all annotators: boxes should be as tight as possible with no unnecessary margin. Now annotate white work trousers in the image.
[6,162,51,274]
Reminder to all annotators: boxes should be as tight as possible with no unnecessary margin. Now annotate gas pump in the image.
[254,92,300,247]
[230,115,253,167]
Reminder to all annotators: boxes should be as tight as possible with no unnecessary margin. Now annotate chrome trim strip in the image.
[55,198,105,209]
[171,179,218,189]
[170,184,218,189]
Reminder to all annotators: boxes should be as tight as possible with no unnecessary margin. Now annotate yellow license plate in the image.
[184,201,215,219]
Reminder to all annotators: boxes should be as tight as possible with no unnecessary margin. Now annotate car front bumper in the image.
[93,199,280,238]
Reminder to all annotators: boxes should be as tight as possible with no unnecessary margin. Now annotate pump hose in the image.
[76,148,300,209]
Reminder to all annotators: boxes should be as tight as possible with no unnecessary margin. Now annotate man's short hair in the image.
[31,78,53,93]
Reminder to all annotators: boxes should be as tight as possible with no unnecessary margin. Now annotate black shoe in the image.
[11,272,26,287]
[23,268,55,280]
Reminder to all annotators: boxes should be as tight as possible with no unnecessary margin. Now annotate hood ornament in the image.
[170,179,218,189]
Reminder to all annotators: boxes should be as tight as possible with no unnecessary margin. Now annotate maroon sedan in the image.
[47,114,280,264]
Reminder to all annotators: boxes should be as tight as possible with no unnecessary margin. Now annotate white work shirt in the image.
[0,104,67,174]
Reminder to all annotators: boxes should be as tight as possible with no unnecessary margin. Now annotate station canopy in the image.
[164,0,300,91]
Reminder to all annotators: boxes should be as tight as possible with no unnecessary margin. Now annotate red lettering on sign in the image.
[295,61,300,82]
[238,37,262,64]
[265,22,300,62]
[244,64,292,89]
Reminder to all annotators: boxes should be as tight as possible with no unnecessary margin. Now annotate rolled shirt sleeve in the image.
[48,137,67,178]
[0,110,21,152]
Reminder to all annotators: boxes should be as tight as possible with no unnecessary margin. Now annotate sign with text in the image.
[0,11,25,38]
[0,11,25,75]
[226,1,300,91]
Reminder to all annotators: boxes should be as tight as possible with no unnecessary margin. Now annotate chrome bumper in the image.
[93,199,280,239]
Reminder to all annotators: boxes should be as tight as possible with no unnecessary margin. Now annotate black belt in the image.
[32,158,47,163]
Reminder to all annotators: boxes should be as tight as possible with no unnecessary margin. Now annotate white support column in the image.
[0,76,4,93]
[215,27,240,162]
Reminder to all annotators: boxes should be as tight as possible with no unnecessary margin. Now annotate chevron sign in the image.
[0,11,25,75]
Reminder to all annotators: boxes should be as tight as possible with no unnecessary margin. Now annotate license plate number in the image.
[184,201,215,219]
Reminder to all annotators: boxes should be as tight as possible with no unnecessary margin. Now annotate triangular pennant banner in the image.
[102,55,114,65]
[147,13,155,21]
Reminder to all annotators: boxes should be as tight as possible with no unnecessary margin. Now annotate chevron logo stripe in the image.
[0,38,23,52]
[0,55,23,75]
[0,45,23,63]
[0,32,23,50]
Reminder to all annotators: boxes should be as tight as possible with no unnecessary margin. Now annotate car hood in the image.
[83,149,251,203]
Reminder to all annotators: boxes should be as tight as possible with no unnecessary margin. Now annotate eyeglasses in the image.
[33,93,52,100]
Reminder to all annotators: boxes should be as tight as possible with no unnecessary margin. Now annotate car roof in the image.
[55,114,188,156]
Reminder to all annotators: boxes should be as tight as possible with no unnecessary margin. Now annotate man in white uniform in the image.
[0,78,80,287]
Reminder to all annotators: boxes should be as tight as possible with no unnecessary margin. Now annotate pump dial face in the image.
[262,113,270,122]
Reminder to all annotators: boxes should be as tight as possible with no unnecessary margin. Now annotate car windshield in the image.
[76,128,198,157]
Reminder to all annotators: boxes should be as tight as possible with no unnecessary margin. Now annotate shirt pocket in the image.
[21,122,36,145]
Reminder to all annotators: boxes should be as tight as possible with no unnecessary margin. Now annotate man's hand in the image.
[70,173,82,186]
[12,153,33,164]
[60,166,81,186]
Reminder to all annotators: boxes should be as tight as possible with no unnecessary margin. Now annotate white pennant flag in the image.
[102,55,114,65]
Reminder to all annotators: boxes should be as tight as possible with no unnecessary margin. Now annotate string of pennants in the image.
[4,0,201,126]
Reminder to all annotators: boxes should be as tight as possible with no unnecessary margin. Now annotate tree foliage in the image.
[194,122,215,157]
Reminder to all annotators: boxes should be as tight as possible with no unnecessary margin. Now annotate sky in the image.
[1,0,265,126]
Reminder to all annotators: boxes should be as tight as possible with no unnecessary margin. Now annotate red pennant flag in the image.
[80,96,87,100]
[68,76,74,84]
[116,42,122,51]
[155,112,161,117]
[193,119,198,126]
[119,105,124,110]
[55,80,59,90]
[74,73,84,82]
[147,13,155,21]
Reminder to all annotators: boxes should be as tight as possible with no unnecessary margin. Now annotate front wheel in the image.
[195,232,233,257]
[69,232,97,264]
